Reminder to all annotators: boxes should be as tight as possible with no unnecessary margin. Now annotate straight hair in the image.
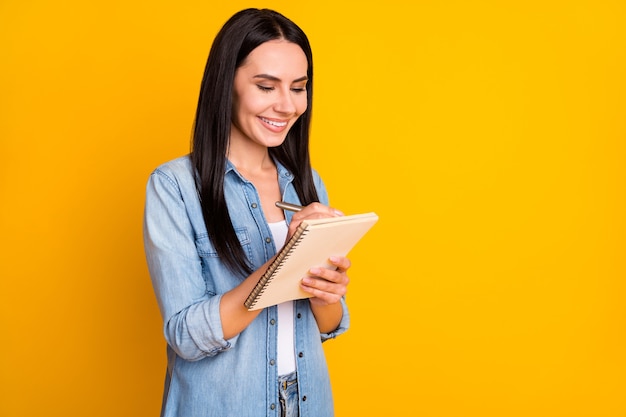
[191,9,319,276]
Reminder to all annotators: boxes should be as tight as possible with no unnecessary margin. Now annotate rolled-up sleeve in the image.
[143,168,239,361]
[319,297,350,341]
[310,169,351,341]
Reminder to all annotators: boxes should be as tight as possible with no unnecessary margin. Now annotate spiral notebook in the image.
[244,212,379,310]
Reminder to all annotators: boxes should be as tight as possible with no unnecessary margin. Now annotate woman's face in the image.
[230,40,308,150]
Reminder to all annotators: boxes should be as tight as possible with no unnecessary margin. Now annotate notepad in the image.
[244,212,379,310]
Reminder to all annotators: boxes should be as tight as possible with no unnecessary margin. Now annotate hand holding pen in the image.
[275,200,344,236]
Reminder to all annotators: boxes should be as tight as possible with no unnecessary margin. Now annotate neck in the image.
[228,145,275,179]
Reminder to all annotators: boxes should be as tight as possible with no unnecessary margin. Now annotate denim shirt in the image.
[143,155,349,417]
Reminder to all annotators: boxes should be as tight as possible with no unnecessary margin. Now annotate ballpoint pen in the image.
[275,201,304,212]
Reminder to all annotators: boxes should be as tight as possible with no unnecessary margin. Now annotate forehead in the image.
[239,40,308,75]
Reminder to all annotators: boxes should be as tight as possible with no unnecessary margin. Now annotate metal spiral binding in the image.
[244,225,310,309]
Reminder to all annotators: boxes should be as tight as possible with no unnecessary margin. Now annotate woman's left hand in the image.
[300,255,351,306]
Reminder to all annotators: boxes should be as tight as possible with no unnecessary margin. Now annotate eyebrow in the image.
[253,74,308,83]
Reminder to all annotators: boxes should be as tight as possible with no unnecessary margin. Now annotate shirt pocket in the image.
[195,227,252,257]
[195,228,254,293]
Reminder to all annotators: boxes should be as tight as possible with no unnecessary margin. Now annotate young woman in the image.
[143,8,351,417]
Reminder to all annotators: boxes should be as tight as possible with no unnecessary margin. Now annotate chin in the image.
[261,135,289,148]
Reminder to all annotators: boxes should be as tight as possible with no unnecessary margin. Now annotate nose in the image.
[273,88,297,115]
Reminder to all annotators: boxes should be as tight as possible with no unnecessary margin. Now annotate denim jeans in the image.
[278,371,299,417]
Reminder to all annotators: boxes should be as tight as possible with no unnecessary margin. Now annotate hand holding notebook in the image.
[244,204,379,310]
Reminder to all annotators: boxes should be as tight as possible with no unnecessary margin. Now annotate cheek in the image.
[296,96,308,116]
[233,94,261,122]
[241,94,270,114]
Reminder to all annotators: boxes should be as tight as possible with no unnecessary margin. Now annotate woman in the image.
[143,8,351,417]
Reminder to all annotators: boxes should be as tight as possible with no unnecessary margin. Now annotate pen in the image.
[275,201,304,212]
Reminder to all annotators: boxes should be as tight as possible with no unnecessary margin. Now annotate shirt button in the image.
[302,396,307,401]
[296,313,302,319]
[270,319,276,325]
[265,237,272,243]
[298,352,304,358]
[251,203,258,209]
[270,359,275,366]
[270,404,276,410]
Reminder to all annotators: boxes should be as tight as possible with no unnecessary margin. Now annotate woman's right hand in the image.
[286,202,344,239]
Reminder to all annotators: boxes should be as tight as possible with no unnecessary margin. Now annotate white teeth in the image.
[261,117,287,127]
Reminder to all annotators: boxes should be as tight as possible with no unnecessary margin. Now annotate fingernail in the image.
[309,267,321,275]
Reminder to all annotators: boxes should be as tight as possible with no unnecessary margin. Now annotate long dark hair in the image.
[191,8,319,276]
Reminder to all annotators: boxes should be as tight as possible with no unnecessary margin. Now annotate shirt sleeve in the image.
[311,169,330,206]
[320,297,350,341]
[143,168,239,361]
[311,169,351,341]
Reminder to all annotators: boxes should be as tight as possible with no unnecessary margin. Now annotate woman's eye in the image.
[256,85,274,92]
[291,87,306,93]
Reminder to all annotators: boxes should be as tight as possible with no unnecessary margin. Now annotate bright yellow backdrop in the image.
[1,1,625,416]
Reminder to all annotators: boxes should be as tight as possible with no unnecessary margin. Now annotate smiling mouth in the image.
[259,117,288,128]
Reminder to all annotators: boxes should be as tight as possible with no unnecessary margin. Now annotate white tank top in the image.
[267,220,296,375]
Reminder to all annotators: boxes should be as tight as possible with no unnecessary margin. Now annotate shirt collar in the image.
[224,158,294,181]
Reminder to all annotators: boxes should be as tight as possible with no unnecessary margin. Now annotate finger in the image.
[308,267,348,284]
[296,202,344,219]
[301,276,347,301]
[328,256,351,272]
[300,285,343,305]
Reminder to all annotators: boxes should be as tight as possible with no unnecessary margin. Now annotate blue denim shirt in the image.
[143,155,349,417]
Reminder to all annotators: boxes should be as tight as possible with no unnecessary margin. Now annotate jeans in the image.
[278,371,299,417]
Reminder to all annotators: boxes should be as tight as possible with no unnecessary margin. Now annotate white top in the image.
[267,220,296,375]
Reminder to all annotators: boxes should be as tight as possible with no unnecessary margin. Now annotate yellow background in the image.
[1,1,625,416]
